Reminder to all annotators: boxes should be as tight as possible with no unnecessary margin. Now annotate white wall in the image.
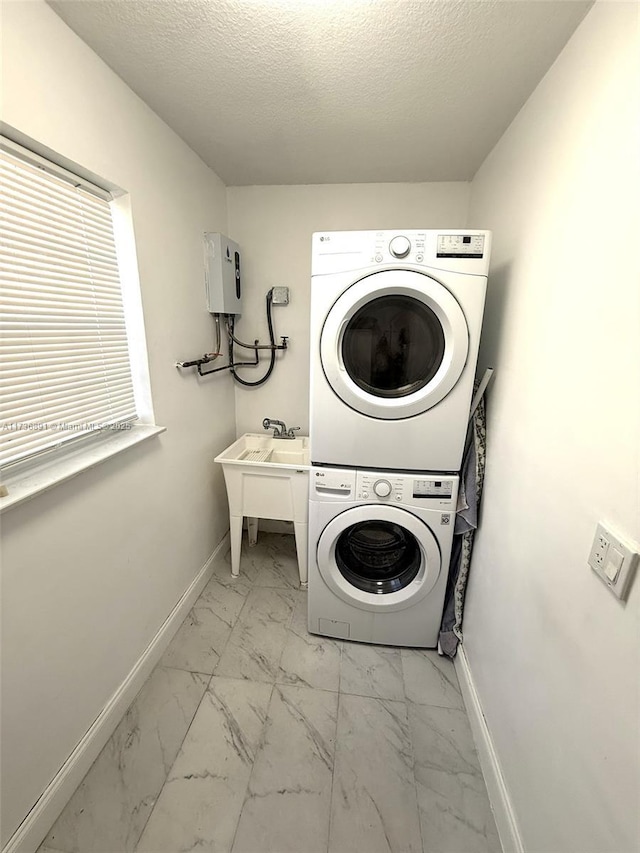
[227,183,470,436]
[465,3,640,851]
[1,2,235,844]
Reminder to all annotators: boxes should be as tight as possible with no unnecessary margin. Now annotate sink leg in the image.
[230,515,243,577]
[293,521,308,588]
[247,517,259,547]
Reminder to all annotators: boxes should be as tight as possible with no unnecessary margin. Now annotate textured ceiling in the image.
[48,0,592,185]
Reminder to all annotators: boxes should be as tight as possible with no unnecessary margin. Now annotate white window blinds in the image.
[0,145,138,468]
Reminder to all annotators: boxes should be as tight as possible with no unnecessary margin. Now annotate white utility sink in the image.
[215,433,310,586]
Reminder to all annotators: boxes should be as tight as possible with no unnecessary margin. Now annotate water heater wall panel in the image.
[204,232,242,314]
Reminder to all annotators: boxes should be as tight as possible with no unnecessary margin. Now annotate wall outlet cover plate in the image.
[587,521,639,601]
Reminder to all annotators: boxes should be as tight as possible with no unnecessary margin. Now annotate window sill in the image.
[0,424,166,514]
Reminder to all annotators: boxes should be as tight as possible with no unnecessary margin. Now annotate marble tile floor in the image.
[40,533,502,853]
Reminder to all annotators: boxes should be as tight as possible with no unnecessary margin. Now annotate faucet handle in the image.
[287,427,301,438]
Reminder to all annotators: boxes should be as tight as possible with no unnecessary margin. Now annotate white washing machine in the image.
[308,466,459,648]
[310,229,491,472]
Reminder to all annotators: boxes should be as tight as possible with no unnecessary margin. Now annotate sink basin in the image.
[216,433,310,469]
[269,448,307,465]
[214,433,310,586]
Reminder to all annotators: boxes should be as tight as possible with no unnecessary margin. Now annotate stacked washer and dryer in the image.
[307,230,491,647]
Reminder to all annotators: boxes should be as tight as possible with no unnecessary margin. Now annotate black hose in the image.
[197,357,257,377]
[230,290,277,387]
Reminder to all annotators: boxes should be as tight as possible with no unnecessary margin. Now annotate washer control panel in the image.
[311,468,459,509]
[357,473,405,502]
[354,472,457,509]
[413,479,454,499]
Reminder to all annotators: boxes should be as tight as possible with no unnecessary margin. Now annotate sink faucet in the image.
[262,418,300,439]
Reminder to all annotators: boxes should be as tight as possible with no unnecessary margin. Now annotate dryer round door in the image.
[320,269,469,419]
[316,504,442,613]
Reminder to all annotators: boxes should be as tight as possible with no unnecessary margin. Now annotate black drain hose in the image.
[230,289,277,387]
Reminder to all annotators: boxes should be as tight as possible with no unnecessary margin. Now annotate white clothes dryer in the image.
[310,229,491,471]
[308,466,459,648]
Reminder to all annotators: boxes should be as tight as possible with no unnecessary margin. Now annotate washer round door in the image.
[320,269,469,419]
[316,505,442,613]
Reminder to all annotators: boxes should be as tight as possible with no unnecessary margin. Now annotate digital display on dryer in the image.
[437,234,484,258]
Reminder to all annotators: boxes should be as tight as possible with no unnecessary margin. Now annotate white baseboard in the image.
[454,646,525,853]
[3,533,230,853]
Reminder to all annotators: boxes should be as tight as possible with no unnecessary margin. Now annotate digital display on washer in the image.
[413,479,452,499]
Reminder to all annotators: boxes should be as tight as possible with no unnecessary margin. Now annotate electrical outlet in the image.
[593,532,609,567]
[588,522,639,601]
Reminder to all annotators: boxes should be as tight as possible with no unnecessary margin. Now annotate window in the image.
[0,141,141,469]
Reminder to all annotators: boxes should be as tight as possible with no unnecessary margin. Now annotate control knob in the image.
[373,479,392,498]
[389,235,411,258]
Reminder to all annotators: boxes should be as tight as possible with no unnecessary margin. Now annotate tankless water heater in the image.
[204,232,242,315]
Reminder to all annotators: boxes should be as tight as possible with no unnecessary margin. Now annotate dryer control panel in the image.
[437,233,485,259]
[311,229,491,277]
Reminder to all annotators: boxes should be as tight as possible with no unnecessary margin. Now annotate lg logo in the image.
[319,235,331,242]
